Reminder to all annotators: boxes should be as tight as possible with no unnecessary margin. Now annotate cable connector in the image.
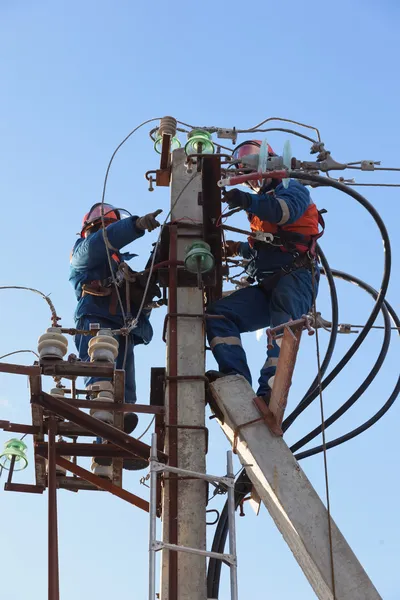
[217,128,237,144]
[360,160,381,171]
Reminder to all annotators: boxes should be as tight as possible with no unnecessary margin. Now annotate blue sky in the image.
[1,1,399,598]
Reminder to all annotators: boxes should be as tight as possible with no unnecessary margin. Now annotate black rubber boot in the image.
[205,370,227,383]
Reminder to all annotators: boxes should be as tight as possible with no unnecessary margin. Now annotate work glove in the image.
[136,209,163,232]
[223,188,252,211]
[224,240,241,257]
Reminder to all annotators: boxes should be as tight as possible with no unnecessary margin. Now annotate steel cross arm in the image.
[152,461,234,488]
[62,399,164,414]
[152,541,236,566]
[55,457,150,512]
[0,362,41,376]
[0,420,40,435]
[31,391,168,463]
[36,442,134,458]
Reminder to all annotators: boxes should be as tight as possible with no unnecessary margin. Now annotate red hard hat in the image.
[81,203,121,237]
[232,140,275,163]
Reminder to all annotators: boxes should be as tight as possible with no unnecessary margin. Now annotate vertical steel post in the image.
[227,451,238,600]
[149,433,158,600]
[48,416,60,600]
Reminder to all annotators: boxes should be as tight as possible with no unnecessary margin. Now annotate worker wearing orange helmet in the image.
[70,202,162,470]
[206,140,324,402]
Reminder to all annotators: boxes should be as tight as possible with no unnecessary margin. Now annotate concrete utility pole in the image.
[161,148,207,600]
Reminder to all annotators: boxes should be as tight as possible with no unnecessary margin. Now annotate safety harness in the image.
[247,209,326,292]
[81,252,161,315]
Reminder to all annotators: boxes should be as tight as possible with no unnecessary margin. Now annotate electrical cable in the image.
[282,173,391,432]
[0,286,61,326]
[310,262,337,597]
[237,116,322,142]
[126,172,200,333]
[292,279,391,455]
[136,415,155,441]
[207,470,252,599]
[301,245,339,400]
[0,350,39,361]
[99,117,162,328]
[236,127,318,144]
[293,269,400,460]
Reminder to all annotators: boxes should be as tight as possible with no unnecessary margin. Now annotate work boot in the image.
[257,389,271,408]
[205,370,227,383]
[205,371,226,423]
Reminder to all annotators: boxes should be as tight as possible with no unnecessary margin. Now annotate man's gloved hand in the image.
[224,240,241,257]
[223,188,252,211]
[136,209,163,232]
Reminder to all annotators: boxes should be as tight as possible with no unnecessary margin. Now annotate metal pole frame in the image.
[47,415,60,600]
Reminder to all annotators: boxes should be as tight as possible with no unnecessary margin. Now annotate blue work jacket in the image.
[69,216,153,344]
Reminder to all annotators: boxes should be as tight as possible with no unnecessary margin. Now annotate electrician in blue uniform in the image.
[206,141,323,402]
[69,203,162,446]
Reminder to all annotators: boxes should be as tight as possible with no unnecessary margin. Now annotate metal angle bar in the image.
[149,433,158,600]
[0,362,40,376]
[62,400,164,414]
[152,541,236,565]
[0,420,40,435]
[31,391,167,463]
[29,375,46,488]
[4,483,45,494]
[35,442,134,458]
[41,360,115,378]
[55,457,150,512]
[48,416,60,600]
[152,462,233,487]
[227,451,239,600]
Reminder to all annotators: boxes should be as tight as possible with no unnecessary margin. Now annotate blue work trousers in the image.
[74,316,136,404]
[206,268,317,396]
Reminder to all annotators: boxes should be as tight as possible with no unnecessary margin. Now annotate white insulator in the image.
[88,329,119,363]
[38,327,68,360]
[90,390,114,423]
[46,455,71,476]
[86,381,114,397]
[158,116,177,138]
[91,459,112,479]
[50,388,65,398]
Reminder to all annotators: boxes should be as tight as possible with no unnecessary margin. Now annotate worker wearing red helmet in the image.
[70,202,162,470]
[206,140,323,402]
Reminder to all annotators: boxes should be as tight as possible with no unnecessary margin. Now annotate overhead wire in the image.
[97,117,162,369]
[311,261,337,598]
[0,286,61,326]
[0,350,39,361]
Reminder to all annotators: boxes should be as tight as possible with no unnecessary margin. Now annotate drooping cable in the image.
[0,350,39,361]
[294,270,400,460]
[291,274,391,454]
[0,286,61,327]
[283,173,391,431]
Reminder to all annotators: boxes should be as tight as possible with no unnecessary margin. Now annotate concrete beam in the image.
[210,375,382,600]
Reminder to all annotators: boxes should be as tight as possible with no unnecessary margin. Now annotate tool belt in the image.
[81,262,161,315]
[258,252,315,293]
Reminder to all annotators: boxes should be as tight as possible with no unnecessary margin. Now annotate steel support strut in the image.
[47,416,60,600]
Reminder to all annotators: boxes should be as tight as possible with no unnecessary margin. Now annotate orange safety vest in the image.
[249,202,323,254]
